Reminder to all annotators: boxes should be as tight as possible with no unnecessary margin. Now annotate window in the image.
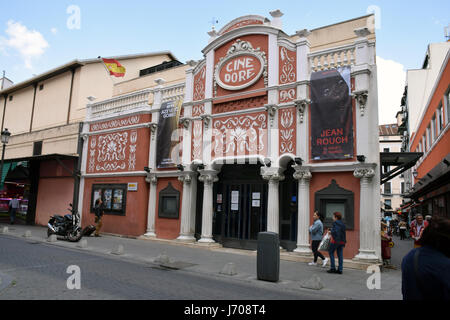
[401,182,405,194]
[315,179,354,229]
[385,199,392,210]
[437,103,443,133]
[33,141,42,156]
[445,87,450,124]
[383,148,390,153]
[91,184,127,215]
[384,182,391,195]
[431,115,436,142]
[39,84,44,91]
[8,95,13,101]
[158,182,180,219]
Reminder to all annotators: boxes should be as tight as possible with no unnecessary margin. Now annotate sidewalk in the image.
[0,223,402,300]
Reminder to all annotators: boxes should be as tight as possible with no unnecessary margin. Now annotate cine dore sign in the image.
[214,39,267,92]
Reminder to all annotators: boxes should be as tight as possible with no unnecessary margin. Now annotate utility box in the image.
[257,232,280,282]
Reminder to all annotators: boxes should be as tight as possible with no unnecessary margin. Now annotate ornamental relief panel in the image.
[279,88,296,103]
[212,112,267,159]
[279,107,296,155]
[87,129,139,173]
[193,65,206,102]
[191,120,203,161]
[279,46,296,84]
[90,115,141,132]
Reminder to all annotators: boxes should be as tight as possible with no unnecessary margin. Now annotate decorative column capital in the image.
[178,171,197,184]
[198,170,219,185]
[145,173,158,185]
[200,114,212,129]
[261,167,285,184]
[294,99,310,123]
[353,167,375,180]
[292,165,312,182]
[179,117,191,129]
[264,104,278,117]
[352,90,368,116]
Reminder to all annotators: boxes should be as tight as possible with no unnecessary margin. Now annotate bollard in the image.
[256,232,280,282]
[77,239,88,248]
[220,262,237,276]
[111,244,124,255]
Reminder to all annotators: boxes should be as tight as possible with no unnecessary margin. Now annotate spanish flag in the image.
[102,58,126,77]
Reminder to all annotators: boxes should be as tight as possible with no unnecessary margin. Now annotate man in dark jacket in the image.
[327,212,346,274]
[94,198,104,237]
[401,216,450,300]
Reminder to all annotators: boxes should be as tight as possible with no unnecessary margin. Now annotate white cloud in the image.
[376,56,406,125]
[51,27,58,35]
[1,20,49,69]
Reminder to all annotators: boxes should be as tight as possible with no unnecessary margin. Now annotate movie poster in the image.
[156,99,182,168]
[310,66,354,160]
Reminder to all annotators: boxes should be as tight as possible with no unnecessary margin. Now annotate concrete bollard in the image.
[77,239,88,248]
[1,227,8,234]
[23,230,32,238]
[111,244,124,255]
[47,234,57,242]
[220,262,237,276]
[300,274,324,290]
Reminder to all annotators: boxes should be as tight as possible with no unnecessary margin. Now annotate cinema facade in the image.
[79,12,381,263]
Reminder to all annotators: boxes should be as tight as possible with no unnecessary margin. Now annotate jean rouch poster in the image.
[156,99,182,168]
[310,66,354,160]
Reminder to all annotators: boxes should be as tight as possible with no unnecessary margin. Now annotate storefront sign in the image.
[214,39,267,92]
[127,183,138,191]
[156,100,182,168]
[310,67,354,160]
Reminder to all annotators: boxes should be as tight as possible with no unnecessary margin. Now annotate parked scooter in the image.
[47,203,83,242]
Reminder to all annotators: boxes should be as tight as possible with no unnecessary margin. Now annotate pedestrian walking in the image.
[94,198,104,237]
[410,214,428,248]
[8,194,20,225]
[327,212,346,274]
[399,220,407,240]
[401,216,450,300]
[308,210,329,267]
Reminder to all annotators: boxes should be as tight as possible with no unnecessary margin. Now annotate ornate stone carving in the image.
[178,173,192,184]
[293,168,312,181]
[262,172,285,183]
[352,90,368,116]
[179,117,191,129]
[145,173,157,185]
[294,99,310,123]
[198,172,219,185]
[353,167,375,180]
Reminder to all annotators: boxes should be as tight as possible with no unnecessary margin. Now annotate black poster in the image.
[156,100,182,168]
[310,67,353,160]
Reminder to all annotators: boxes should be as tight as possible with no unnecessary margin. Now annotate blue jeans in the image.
[328,243,344,272]
[10,208,17,224]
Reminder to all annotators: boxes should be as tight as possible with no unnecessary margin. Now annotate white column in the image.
[198,170,218,243]
[353,166,379,261]
[77,125,89,226]
[144,173,157,237]
[293,165,313,255]
[261,167,284,234]
[177,172,196,242]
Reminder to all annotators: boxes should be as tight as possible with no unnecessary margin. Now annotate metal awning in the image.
[380,152,423,184]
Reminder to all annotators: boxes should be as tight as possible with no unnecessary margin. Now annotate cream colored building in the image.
[379,124,404,219]
[0,52,182,225]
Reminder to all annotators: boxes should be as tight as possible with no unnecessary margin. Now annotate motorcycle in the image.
[47,203,83,242]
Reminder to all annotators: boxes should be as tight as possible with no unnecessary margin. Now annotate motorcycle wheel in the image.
[67,228,82,242]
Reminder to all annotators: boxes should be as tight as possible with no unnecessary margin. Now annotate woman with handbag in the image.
[327,212,346,274]
[308,211,329,267]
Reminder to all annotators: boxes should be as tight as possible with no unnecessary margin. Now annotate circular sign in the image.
[215,53,264,91]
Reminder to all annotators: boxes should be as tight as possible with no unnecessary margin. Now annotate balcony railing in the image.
[308,44,356,72]
[87,89,152,120]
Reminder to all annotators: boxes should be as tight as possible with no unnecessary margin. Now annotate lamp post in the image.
[0,128,11,190]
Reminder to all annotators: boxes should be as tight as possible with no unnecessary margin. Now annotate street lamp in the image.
[0,128,11,189]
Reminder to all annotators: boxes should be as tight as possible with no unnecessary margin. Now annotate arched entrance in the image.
[212,163,268,250]
[279,160,298,251]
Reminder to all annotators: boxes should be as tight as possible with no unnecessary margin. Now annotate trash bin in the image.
[257,231,279,282]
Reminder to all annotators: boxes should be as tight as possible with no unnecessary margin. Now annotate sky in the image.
[0,0,449,125]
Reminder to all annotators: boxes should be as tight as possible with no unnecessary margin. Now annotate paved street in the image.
[0,223,403,301]
[0,235,335,300]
